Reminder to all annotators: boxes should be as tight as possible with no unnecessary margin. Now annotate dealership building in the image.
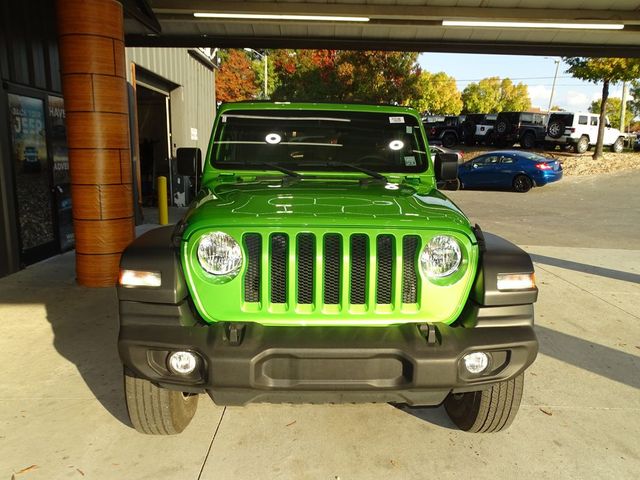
[0,0,215,281]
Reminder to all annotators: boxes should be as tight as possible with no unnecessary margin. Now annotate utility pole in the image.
[620,81,628,133]
[547,59,560,113]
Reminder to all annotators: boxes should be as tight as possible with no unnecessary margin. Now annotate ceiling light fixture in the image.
[442,20,624,30]
[194,12,370,22]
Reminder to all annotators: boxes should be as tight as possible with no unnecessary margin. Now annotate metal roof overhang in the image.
[124,0,640,57]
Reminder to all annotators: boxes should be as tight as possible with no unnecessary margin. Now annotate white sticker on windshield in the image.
[389,116,405,124]
[404,156,417,166]
[406,126,413,134]
[221,115,227,123]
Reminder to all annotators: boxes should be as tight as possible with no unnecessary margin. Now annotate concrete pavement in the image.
[2,175,640,479]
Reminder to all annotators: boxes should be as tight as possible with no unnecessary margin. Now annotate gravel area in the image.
[456,145,640,176]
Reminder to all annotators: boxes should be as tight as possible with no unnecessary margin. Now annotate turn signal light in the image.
[119,269,161,287]
[497,273,536,291]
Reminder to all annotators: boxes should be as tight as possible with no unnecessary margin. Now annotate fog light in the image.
[463,352,489,374]
[168,351,198,375]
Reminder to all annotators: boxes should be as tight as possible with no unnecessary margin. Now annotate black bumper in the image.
[119,302,538,406]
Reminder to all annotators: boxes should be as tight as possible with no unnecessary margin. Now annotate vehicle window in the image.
[500,156,514,164]
[212,110,428,173]
[590,116,598,126]
[486,156,500,164]
[578,115,588,125]
[533,114,544,125]
[472,156,489,166]
[520,113,533,123]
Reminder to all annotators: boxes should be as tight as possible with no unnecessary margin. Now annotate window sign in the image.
[8,94,56,254]
[48,95,74,251]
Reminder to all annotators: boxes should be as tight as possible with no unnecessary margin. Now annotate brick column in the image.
[56,0,134,287]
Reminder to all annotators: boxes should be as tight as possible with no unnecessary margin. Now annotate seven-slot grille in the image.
[243,232,420,308]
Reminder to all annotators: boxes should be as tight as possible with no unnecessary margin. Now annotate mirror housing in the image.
[176,148,202,176]
[434,152,459,181]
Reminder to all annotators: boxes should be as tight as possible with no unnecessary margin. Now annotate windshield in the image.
[211,109,428,174]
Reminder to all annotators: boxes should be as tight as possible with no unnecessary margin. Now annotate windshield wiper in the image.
[220,161,302,179]
[305,161,387,183]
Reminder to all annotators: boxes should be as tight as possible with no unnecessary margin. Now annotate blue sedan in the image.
[458,150,563,193]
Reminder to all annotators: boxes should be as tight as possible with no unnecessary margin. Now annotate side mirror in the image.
[434,152,459,181]
[176,147,202,176]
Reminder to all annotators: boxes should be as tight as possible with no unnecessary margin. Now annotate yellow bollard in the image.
[157,176,168,225]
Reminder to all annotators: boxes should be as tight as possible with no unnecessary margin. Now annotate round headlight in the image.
[197,232,242,276]
[420,235,462,278]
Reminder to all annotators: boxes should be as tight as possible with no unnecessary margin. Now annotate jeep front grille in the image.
[242,232,421,309]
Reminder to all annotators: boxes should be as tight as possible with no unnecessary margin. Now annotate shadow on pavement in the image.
[536,325,640,390]
[0,253,131,427]
[530,253,640,284]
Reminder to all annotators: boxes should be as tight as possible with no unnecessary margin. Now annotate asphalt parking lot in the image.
[1,173,639,479]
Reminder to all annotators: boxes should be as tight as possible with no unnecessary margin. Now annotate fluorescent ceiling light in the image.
[194,12,370,22]
[442,20,624,30]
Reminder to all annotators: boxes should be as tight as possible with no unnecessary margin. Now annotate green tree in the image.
[411,71,463,114]
[461,77,531,113]
[462,77,502,113]
[589,97,631,130]
[629,80,640,120]
[500,78,531,111]
[564,57,640,159]
[270,50,421,104]
[249,51,279,99]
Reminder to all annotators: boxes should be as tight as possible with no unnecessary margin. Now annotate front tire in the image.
[442,132,457,148]
[513,174,533,193]
[611,137,624,153]
[124,370,199,435]
[520,132,536,149]
[576,136,589,154]
[444,373,524,433]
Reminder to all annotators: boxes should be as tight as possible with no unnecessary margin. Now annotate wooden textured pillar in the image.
[57,0,134,287]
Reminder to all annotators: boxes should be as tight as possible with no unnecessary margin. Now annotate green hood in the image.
[183,178,473,239]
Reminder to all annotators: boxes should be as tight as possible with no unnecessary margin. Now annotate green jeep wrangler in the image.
[118,102,538,435]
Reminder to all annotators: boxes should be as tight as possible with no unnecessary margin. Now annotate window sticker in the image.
[221,115,227,123]
[406,126,413,134]
[404,156,417,166]
[389,116,405,124]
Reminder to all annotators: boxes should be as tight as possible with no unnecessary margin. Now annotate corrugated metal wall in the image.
[125,48,216,156]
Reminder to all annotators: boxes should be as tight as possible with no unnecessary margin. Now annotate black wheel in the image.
[444,373,524,433]
[576,136,589,154]
[546,119,565,139]
[611,137,624,153]
[442,132,457,148]
[512,174,533,193]
[520,131,536,149]
[495,119,510,135]
[124,370,199,435]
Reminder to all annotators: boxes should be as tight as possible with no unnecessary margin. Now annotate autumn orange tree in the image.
[215,49,260,102]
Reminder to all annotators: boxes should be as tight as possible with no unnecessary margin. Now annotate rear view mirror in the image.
[434,152,459,181]
[176,148,202,176]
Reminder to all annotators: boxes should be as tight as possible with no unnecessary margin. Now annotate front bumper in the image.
[119,301,538,406]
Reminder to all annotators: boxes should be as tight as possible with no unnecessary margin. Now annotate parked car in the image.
[461,113,497,145]
[493,112,548,149]
[458,150,563,192]
[545,111,625,154]
[634,135,640,152]
[118,102,539,435]
[422,114,461,148]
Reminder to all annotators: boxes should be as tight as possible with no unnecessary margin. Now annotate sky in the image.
[417,53,627,113]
